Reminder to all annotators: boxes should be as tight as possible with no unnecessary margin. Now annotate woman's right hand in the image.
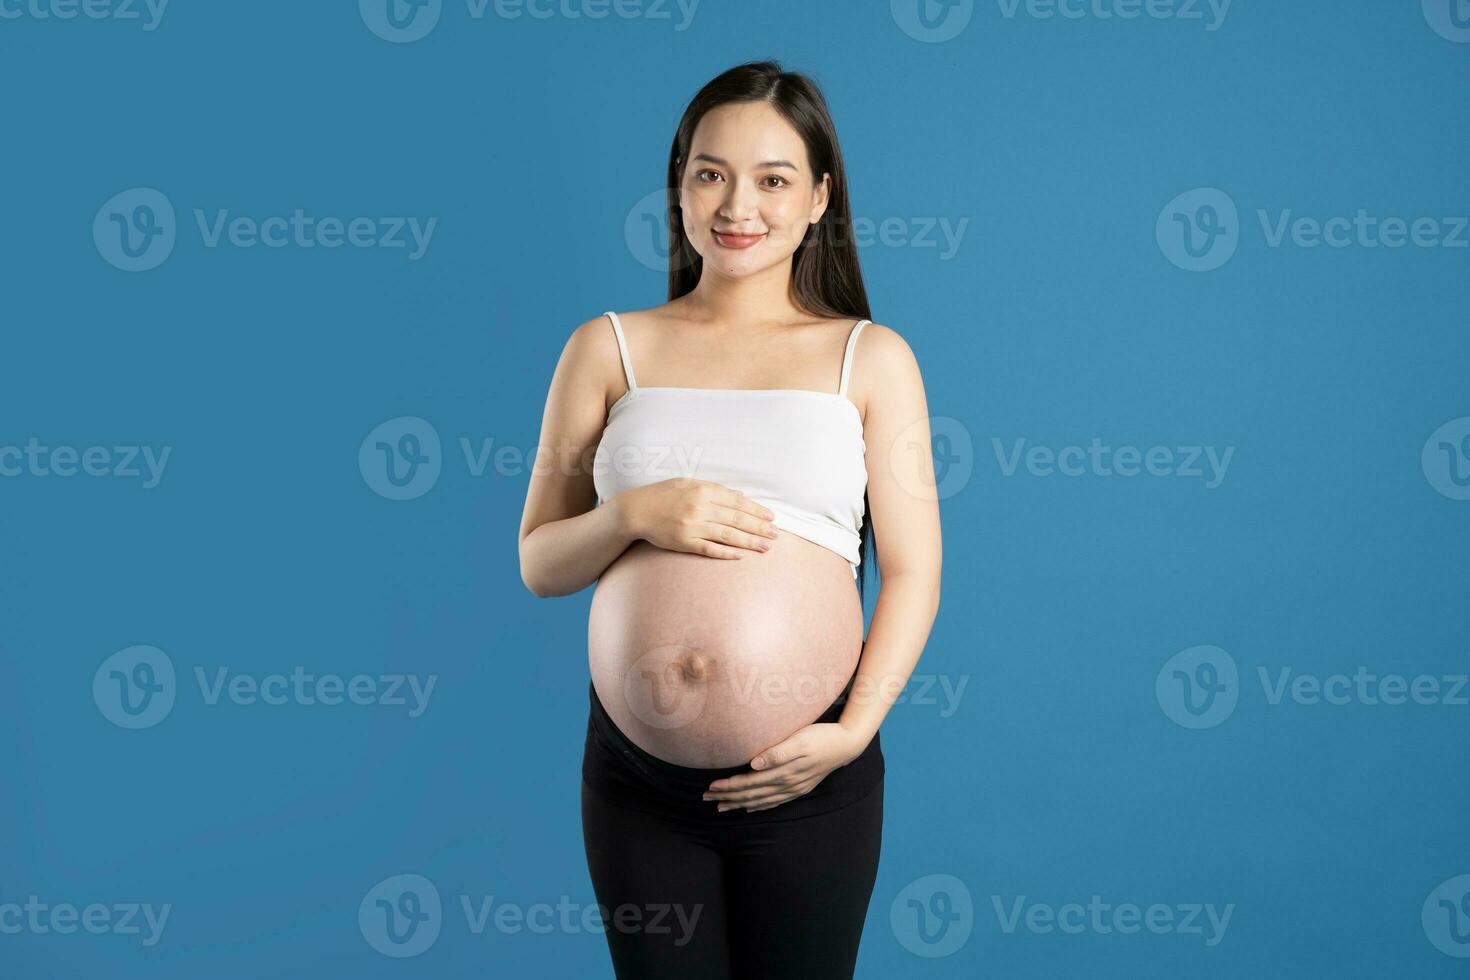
[617,478,780,559]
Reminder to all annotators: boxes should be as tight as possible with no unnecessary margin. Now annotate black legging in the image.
[580,674,885,979]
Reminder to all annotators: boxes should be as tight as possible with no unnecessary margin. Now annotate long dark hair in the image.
[663,60,878,602]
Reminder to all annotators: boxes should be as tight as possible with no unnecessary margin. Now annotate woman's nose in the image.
[719,177,761,219]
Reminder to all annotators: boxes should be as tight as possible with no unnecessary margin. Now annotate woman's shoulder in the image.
[846,319,923,404]
[569,304,673,339]
[558,306,672,395]
[852,318,916,366]
[562,309,617,355]
[555,310,633,392]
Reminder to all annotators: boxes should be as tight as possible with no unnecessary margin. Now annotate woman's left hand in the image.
[702,721,870,813]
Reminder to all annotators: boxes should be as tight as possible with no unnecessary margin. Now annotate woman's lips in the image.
[713,230,766,249]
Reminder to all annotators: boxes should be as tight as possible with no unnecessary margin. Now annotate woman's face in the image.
[679,101,830,280]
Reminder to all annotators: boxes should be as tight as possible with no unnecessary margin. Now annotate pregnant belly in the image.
[588,531,864,768]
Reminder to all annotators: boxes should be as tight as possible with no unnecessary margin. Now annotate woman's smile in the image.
[712,229,767,249]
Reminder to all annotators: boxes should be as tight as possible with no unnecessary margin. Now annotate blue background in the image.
[3,0,1468,976]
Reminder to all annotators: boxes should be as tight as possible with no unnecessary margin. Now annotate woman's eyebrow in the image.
[692,153,799,171]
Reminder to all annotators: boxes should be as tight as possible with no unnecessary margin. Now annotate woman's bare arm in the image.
[518,316,638,597]
[834,322,944,741]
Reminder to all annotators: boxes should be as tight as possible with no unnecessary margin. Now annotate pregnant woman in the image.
[518,61,942,979]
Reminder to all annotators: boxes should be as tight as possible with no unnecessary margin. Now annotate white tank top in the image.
[594,310,870,579]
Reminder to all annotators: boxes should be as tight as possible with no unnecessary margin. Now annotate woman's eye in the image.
[693,171,786,187]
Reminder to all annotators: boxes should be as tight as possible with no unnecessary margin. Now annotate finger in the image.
[728,781,818,811]
[698,520,770,554]
[717,791,793,811]
[709,784,780,804]
[706,769,810,802]
[705,752,809,795]
[690,539,749,560]
[709,504,778,543]
[704,777,780,801]
[714,487,776,524]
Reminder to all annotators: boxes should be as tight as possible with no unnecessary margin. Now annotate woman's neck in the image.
[678,261,803,328]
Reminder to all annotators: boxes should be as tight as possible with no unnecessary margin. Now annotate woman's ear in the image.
[809,171,832,224]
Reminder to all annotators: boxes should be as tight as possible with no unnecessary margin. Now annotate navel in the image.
[677,649,714,682]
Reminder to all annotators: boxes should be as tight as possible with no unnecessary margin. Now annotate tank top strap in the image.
[603,311,638,391]
[838,318,870,397]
